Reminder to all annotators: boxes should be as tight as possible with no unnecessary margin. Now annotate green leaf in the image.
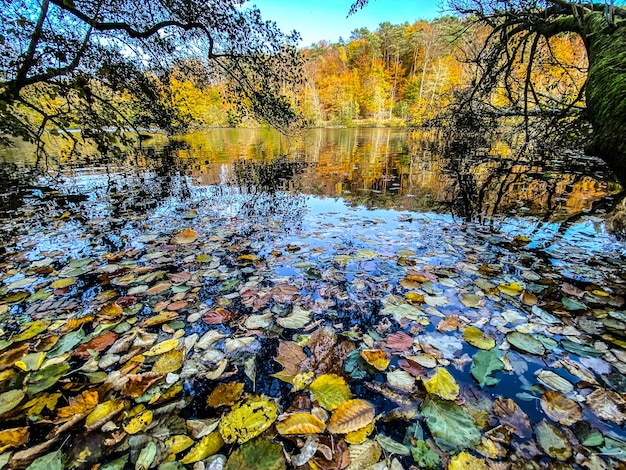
[410,440,441,469]
[48,328,85,358]
[101,455,129,470]
[506,331,545,356]
[471,349,504,386]
[560,339,603,358]
[26,449,62,470]
[535,420,572,460]
[309,374,352,411]
[224,437,286,470]
[561,296,587,311]
[135,441,157,470]
[421,396,481,452]
[375,434,410,456]
[26,362,70,395]
[0,389,25,415]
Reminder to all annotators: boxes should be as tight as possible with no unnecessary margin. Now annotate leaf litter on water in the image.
[0,168,625,470]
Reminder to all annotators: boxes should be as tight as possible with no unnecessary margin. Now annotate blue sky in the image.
[251,0,445,46]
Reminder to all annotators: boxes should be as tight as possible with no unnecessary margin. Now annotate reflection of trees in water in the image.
[413,119,624,229]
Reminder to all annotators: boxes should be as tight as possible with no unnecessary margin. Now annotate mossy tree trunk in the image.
[582,13,626,181]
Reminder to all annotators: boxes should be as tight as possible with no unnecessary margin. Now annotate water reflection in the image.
[0,128,622,231]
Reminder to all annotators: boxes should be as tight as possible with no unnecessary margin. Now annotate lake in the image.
[0,128,625,469]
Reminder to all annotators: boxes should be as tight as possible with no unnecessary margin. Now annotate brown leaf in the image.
[167,300,188,311]
[122,372,163,398]
[398,358,427,378]
[540,390,582,425]
[301,327,354,377]
[73,331,118,359]
[437,316,463,332]
[167,271,192,283]
[206,382,245,408]
[311,437,350,470]
[385,332,414,351]
[585,388,626,425]
[202,308,233,325]
[56,390,99,421]
[493,397,532,439]
[0,344,29,371]
[274,340,308,380]
[145,283,172,295]
[272,284,299,303]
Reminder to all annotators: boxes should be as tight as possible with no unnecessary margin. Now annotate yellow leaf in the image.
[123,409,153,434]
[423,367,459,401]
[498,282,523,297]
[360,350,390,371]
[56,390,99,420]
[140,311,179,328]
[165,434,195,455]
[462,326,496,350]
[171,228,198,245]
[327,399,375,434]
[448,452,488,470]
[218,395,278,444]
[98,302,123,318]
[346,439,382,470]
[405,292,425,304]
[206,382,244,408]
[345,421,375,445]
[50,278,75,289]
[85,399,125,430]
[180,431,224,464]
[0,427,29,452]
[23,392,62,416]
[152,348,184,375]
[275,413,326,435]
[310,374,353,411]
[144,339,180,356]
[15,352,46,371]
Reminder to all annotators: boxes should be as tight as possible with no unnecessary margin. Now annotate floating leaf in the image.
[423,367,459,400]
[421,396,481,452]
[13,320,50,342]
[535,420,572,460]
[56,390,99,420]
[224,437,286,470]
[165,435,194,455]
[359,349,390,371]
[152,348,184,374]
[540,391,582,425]
[26,362,70,394]
[206,382,244,408]
[219,395,278,444]
[15,352,46,372]
[180,431,224,464]
[560,339,603,358]
[506,331,545,356]
[386,369,416,392]
[471,349,504,387]
[562,296,587,311]
[0,426,29,452]
[375,434,410,456]
[25,448,62,470]
[536,370,574,393]
[498,282,523,297]
[493,397,532,438]
[309,374,353,411]
[85,399,125,430]
[123,409,153,434]
[276,306,311,329]
[385,332,414,351]
[144,338,180,356]
[346,439,382,468]
[171,228,198,244]
[448,452,488,470]
[135,441,157,470]
[410,441,440,469]
[462,326,495,350]
[585,388,626,425]
[327,399,375,434]
[275,413,326,435]
[50,278,75,289]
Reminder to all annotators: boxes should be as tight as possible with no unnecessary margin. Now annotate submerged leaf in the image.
[506,331,545,356]
[535,419,572,460]
[471,349,504,387]
[206,382,244,408]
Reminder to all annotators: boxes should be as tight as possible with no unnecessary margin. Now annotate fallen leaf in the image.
[310,374,353,411]
[327,399,375,434]
[206,382,245,408]
[275,413,326,435]
[224,437,286,470]
[585,388,626,425]
[171,228,198,244]
[219,395,278,444]
[359,350,390,371]
[423,367,459,400]
[540,391,582,425]
[56,390,99,421]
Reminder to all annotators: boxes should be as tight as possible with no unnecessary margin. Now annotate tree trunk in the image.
[583,12,626,182]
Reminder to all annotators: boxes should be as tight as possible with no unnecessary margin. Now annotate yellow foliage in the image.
[423,367,459,401]
[309,374,353,411]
